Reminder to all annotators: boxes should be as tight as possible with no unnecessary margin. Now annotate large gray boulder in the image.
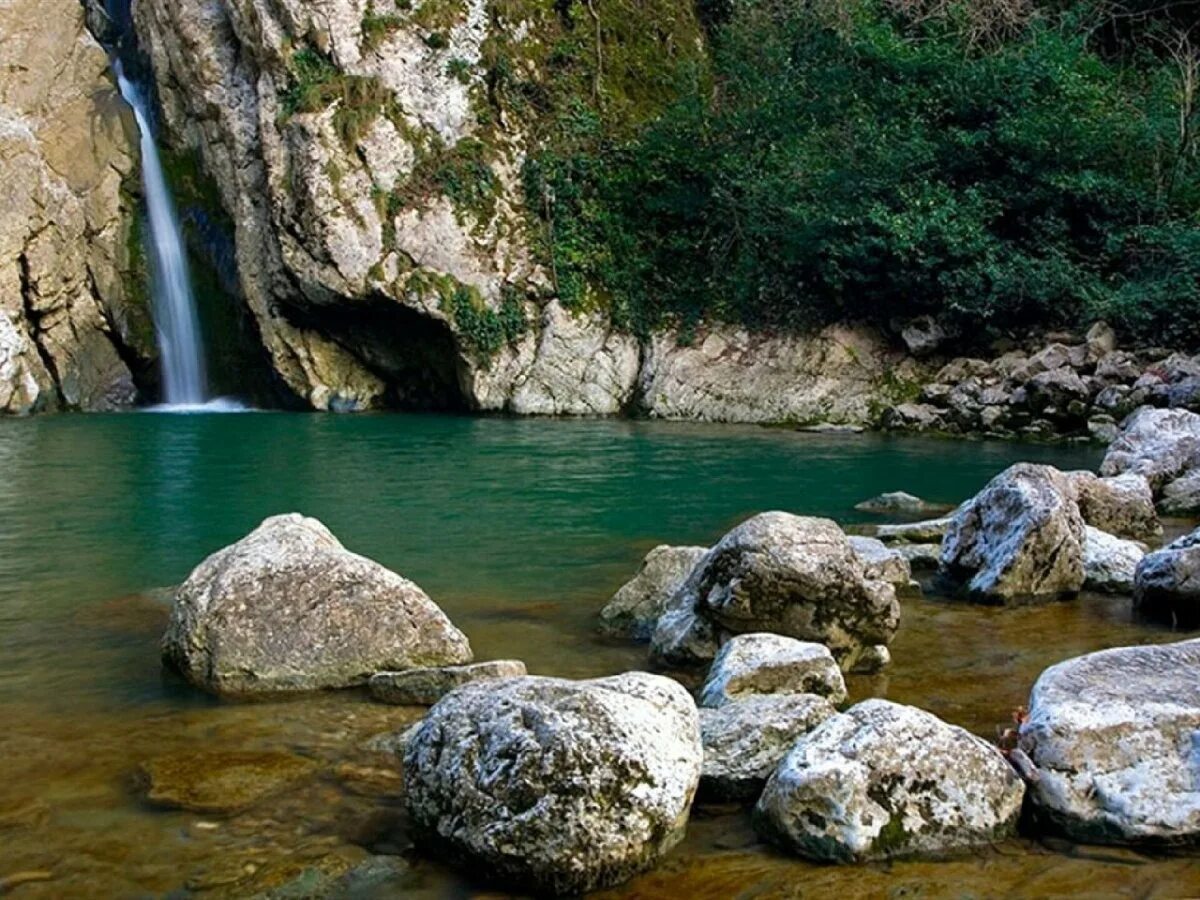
[599,545,706,640]
[1083,526,1145,594]
[1019,640,1200,845]
[1101,407,1200,492]
[163,515,472,694]
[940,463,1085,602]
[755,699,1024,862]
[697,633,846,707]
[1066,471,1161,541]
[699,694,836,801]
[1134,529,1200,628]
[403,672,702,895]
[648,593,719,668]
[652,513,899,673]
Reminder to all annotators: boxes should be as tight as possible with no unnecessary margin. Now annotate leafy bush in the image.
[526,0,1200,346]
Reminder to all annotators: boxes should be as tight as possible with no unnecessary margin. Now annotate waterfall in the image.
[113,60,209,407]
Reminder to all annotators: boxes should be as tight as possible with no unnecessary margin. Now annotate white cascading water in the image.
[114,60,209,408]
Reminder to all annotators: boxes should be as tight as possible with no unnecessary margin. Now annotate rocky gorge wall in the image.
[0,0,156,413]
[127,0,932,421]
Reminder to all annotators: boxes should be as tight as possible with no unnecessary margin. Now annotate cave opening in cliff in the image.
[295,298,470,411]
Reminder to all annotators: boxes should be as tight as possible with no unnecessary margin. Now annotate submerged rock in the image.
[1134,529,1200,627]
[163,514,472,695]
[368,660,526,705]
[699,695,836,801]
[1019,640,1200,845]
[652,513,899,673]
[403,672,701,895]
[697,633,846,708]
[1067,471,1161,541]
[138,751,317,815]
[1100,407,1200,492]
[600,545,707,640]
[940,463,1085,602]
[853,492,950,516]
[755,699,1024,862]
[1083,526,1145,594]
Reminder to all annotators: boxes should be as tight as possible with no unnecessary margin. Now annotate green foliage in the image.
[395,137,500,222]
[526,0,1200,346]
[444,283,529,357]
[280,48,394,148]
[362,9,403,52]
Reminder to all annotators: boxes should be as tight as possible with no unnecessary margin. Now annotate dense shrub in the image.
[525,0,1200,347]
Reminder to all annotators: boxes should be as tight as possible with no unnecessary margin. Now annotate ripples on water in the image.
[2,413,1198,896]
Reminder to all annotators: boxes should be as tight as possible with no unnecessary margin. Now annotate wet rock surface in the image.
[1020,640,1200,845]
[755,699,1024,862]
[163,514,472,694]
[403,672,702,895]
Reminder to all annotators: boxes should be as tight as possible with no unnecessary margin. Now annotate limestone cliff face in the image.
[131,0,913,420]
[0,0,154,413]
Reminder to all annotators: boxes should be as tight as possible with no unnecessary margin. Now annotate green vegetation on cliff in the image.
[524,0,1200,347]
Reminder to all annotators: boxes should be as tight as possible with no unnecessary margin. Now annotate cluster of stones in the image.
[882,322,1200,442]
[151,406,1200,895]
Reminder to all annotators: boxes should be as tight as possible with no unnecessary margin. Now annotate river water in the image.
[1,413,1197,896]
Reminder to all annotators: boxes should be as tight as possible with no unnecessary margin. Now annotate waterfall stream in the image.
[113,60,213,409]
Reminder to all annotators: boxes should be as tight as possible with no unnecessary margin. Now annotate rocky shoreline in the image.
[127,404,1200,895]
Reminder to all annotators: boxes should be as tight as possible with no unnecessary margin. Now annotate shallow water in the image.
[1,413,1198,897]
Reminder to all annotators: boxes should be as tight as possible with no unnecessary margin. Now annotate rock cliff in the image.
[0,0,154,413]
[130,0,915,418]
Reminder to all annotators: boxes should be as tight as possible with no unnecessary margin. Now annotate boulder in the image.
[403,672,702,895]
[599,545,707,640]
[1083,526,1145,594]
[940,464,1085,602]
[368,660,526,705]
[1066,471,1161,541]
[1100,407,1200,492]
[1161,470,1200,516]
[163,515,472,695]
[853,492,951,516]
[648,593,719,668]
[1095,351,1141,384]
[654,513,899,673]
[1025,367,1090,412]
[881,402,943,431]
[848,536,917,593]
[755,699,1024,862]
[896,316,947,357]
[1134,530,1200,628]
[1019,640,1200,845]
[697,633,847,708]
[1086,322,1117,358]
[699,695,836,801]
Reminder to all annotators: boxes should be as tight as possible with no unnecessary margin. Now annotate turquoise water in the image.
[4,412,1199,897]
